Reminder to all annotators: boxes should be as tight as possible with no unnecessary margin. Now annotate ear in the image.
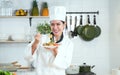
[63,22,66,28]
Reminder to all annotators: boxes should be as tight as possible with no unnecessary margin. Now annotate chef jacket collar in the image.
[50,32,63,43]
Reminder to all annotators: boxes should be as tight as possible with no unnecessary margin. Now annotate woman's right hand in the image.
[34,33,41,43]
[32,33,41,54]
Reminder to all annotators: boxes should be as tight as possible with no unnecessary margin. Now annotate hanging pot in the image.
[80,15,96,41]
[76,15,84,35]
[79,63,95,72]
[93,15,101,37]
[79,72,96,75]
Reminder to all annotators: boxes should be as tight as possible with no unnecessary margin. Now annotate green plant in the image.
[37,22,51,34]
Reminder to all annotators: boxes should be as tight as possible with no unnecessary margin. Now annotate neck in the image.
[54,32,63,43]
[55,35,61,42]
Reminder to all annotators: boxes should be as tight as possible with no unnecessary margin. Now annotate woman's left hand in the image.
[45,46,58,56]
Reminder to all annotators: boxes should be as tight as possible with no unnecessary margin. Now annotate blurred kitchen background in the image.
[0,0,120,75]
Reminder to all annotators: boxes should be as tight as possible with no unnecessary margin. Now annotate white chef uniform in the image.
[24,6,74,75]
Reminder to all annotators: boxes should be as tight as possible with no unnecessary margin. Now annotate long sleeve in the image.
[49,38,74,69]
[24,40,40,67]
[54,42,73,69]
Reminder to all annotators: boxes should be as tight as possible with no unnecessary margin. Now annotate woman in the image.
[24,6,74,75]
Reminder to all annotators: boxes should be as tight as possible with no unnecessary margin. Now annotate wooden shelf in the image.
[0,16,49,18]
[0,40,30,43]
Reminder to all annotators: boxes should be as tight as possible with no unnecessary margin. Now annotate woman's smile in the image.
[50,20,65,37]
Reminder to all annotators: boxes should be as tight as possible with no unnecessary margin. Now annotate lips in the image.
[53,31,59,35]
[53,30,59,34]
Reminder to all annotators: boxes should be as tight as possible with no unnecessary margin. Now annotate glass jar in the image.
[5,0,13,16]
[0,0,6,16]
[0,0,13,16]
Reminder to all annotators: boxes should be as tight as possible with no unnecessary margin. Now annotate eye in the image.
[57,23,61,26]
[51,23,55,26]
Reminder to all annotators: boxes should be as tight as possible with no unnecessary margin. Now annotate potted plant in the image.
[37,22,51,34]
[37,22,51,44]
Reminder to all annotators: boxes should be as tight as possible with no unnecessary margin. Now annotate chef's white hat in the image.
[49,6,66,21]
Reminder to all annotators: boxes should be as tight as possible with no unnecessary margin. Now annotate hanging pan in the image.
[80,15,96,41]
[73,16,78,36]
[93,15,101,37]
[76,15,84,35]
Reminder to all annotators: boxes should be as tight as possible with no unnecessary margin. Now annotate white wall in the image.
[0,0,110,75]
[66,0,110,75]
[109,0,120,69]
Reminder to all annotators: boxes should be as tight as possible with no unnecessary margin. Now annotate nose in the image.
[53,25,58,30]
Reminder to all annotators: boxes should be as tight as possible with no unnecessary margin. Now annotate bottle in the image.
[41,2,49,16]
[31,0,39,16]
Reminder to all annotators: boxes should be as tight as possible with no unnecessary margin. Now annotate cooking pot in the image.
[79,72,96,75]
[79,63,95,72]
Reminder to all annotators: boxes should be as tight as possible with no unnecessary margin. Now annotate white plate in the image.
[43,46,57,48]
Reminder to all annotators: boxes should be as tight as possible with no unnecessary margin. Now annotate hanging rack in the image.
[29,11,99,27]
[66,11,99,15]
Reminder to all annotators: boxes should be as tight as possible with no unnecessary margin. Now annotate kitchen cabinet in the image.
[0,16,49,43]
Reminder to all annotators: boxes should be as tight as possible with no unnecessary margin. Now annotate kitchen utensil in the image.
[79,72,96,75]
[80,15,96,41]
[79,63,95,72]
[69,16,73,38]
[77,15,84,35]
[65,16,68,35]
[72,16,78,36]
[65,16,68,30]
[93,15,101,37]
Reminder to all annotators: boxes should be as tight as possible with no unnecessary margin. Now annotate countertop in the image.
[15,68,36,75]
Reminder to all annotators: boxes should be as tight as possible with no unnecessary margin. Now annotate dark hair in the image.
[61,21,65,24]
[50,20,65,24]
